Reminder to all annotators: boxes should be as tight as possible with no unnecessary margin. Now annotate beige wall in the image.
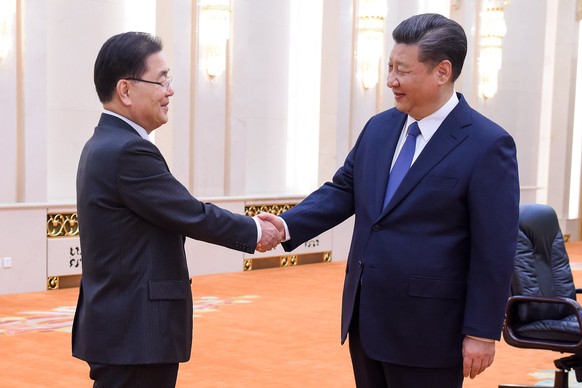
[0,200,351,295]
[0,0,581,294]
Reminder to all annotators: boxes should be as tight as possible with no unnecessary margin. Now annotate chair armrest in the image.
[503,295,582,353]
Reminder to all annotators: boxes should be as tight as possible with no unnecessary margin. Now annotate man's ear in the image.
[435,60,453,84]
[117,80,132,106]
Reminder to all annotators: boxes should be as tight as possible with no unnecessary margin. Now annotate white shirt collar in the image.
[103,109,151,141]
[406,92,459,142]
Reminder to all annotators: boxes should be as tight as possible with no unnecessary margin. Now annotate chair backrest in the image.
[512,203,576,323]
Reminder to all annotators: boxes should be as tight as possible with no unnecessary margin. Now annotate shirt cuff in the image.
[252,216,262,243]
[280,217,291,242]
[466,335,495,343]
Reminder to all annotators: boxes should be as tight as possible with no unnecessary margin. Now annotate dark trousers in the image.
[88,362,179,388]
[348,290,463,388]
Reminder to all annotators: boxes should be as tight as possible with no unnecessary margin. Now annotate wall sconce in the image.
[357,0,387,89]
[0,0,15,63]
[478,1,509,100]
[199,0,231,78]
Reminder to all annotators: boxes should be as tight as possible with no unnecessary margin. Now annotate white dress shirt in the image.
[390,92,459,169]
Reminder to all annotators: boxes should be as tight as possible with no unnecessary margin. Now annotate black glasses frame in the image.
[123,76,173,92]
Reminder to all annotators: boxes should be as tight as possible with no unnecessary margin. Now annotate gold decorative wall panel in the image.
[47,213,79,238]
[245,203,295,217]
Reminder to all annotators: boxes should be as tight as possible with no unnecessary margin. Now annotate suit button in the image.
[357,260,363,267]
[372,225,380,231]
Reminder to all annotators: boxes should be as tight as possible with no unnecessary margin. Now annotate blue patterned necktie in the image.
[383,121,421,208]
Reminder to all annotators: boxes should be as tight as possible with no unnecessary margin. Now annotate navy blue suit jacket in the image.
[281,94,519,368]
[72,114,257,365]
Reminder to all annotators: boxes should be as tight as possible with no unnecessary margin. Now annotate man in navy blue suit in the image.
[73,32,282,388]
[262,13,519,387]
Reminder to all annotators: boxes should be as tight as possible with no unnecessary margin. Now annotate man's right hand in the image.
[255,213,285,252]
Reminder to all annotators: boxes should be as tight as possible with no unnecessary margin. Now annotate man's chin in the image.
[394,102,407,113]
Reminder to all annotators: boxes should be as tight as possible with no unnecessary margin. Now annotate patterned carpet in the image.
[1,242,581,387]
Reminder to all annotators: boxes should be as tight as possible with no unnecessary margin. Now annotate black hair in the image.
[94,31,163,102]
[392,13,467,81]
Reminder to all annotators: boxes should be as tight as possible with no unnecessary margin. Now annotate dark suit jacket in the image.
[281,93,519,368]
[72,113,257,365]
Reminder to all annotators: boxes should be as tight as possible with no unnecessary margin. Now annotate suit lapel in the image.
[378,96,472,219]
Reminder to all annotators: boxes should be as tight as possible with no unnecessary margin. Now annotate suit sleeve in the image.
[280,127,366,251]
[463,133,519,339]
[115,138,257,253]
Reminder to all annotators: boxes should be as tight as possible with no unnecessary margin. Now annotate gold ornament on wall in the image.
[47,213,79,238]
[245,203,295,217]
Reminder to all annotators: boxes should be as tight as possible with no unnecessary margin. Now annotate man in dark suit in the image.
[261,13,519,387]
[73,32,282,388]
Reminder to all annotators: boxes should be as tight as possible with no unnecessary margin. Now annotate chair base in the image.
[555,355,582,383]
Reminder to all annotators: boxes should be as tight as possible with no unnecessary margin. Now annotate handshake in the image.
[254,213,286,252]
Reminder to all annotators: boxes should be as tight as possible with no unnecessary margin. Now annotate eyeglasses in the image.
[123,76,173,93]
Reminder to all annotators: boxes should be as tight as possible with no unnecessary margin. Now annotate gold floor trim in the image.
[47,275,81,290]
[243,251,332,271]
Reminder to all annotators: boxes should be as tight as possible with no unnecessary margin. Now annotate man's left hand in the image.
[462,336,495,379]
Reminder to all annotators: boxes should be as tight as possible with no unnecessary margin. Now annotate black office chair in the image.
[499,203,582,388]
